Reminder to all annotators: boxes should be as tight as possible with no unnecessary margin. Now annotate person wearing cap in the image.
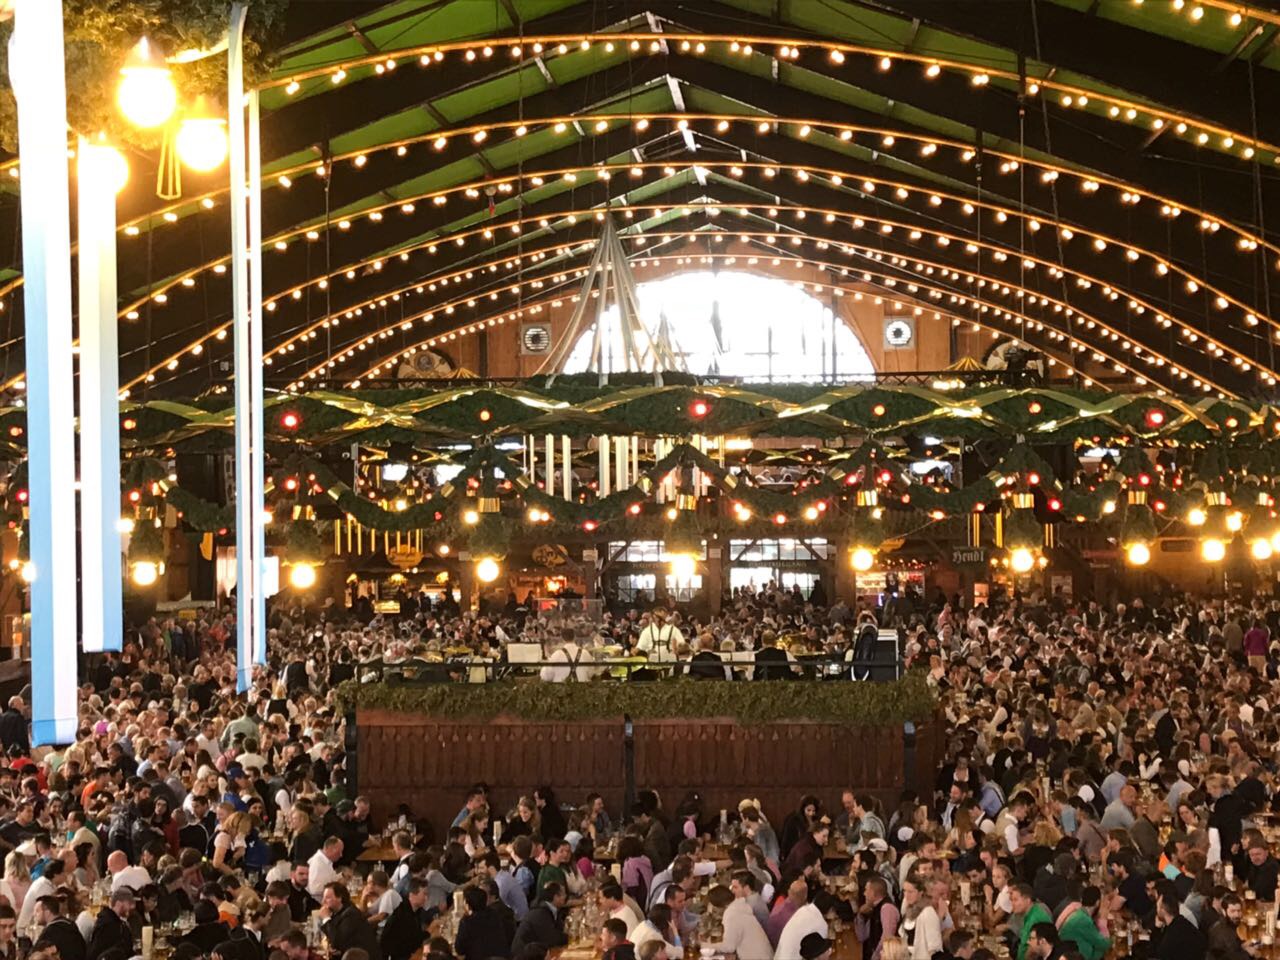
[86,888,135,960]
[773,880,827,960]
[330,799,376,865]
[707,871,774,960]
[799,933,832,960]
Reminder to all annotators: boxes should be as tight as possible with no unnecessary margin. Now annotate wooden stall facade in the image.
[357,709,940,834]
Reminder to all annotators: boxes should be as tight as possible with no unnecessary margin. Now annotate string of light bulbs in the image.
[117,172,1276,395]
[284,232,1231,396]
[125,211,1248,397]
[90,157,1277,388]
[329,247,1182,396]
[257,31,1280,167]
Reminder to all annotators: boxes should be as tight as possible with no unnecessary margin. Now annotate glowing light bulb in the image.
[475,557,501,583]
[1126,543,1151,567]
[850,547,874,572]
[1010,548,1035,573]
[669,554,697,579]
[79,139,129,194]
[289,562,317,589]
[117,38,177,129]
[1201,538,1226,563]
[1187,507,1207,526]
[131,561,158,586]
[176,109,229,172]
[1252,539,1273,561]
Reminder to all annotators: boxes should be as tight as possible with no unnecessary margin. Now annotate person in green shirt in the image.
[1056,887,1112,960]
[1011,883,1053,960]
[535,838,571,902]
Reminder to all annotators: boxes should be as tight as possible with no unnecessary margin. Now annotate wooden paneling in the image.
[357,709,940,834]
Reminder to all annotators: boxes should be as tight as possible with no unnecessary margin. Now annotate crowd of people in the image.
[0,582,1271,960]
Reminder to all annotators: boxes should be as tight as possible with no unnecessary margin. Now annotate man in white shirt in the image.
[774,895,828,960]
[600,880,641,937]
[636,612,683,663]
[388,831,415,889]
[539,629,598,683]
[993,793,1030,855]
[195,718,220,759]
[235,739,267,774]
[107,850,152,894]
[709,872,775,960]
[631,906,683,960]
[16,858,59,939]
[306,837,343,898]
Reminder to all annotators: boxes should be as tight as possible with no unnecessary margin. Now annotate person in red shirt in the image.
[1244,619,1270,672]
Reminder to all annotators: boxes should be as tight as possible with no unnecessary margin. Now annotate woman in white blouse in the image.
[898,877,943,960]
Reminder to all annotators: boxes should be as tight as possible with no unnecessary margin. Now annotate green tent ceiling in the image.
[2,0,1280,401]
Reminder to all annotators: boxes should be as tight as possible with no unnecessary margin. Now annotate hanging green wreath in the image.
[283,520,325,563]
[128,523,164,565]
[1003,508,1043,551]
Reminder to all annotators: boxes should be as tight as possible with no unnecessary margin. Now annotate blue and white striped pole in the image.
[229,3,259,694]
[10,0,79,745]
[77,136,124,655]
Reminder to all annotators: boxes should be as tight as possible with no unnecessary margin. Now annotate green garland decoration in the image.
[663,513,704,556]
[74,384,1280,561]
[91,385,1280,450]
[337,671,936,725]
[128,523,164,565]
[283,520,326,563]
[1119,504,1157,548]
[1003,509,1043,551]
[164,485,234,531]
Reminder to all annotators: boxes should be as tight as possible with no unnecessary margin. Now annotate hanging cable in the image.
[1029,0,1077,384]
[1247,57,1275,378]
